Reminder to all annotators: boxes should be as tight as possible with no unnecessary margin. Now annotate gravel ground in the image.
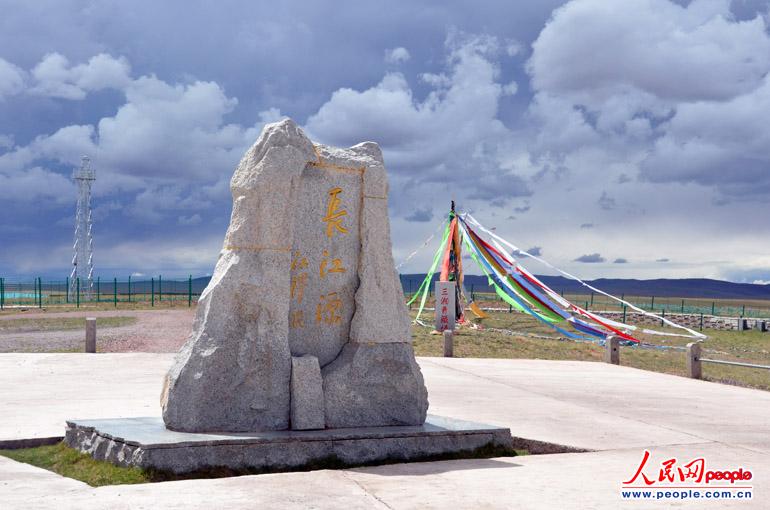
[0,309,195,353]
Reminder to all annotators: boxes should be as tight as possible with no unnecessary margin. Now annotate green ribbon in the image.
[408,222,451,322]
[458,222,565,322]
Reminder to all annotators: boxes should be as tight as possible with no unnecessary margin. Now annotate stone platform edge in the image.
[0,436,63,450]
[65,415,514,473]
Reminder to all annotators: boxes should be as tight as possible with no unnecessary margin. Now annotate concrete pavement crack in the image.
[340,470,394,510]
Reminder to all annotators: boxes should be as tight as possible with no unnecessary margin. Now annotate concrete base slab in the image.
[65,415,513,473]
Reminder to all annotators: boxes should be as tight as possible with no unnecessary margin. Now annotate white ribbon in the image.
[462,212,707,340]
[395,218,448,270]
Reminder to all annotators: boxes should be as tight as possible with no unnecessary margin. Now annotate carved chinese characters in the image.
[288,165,361,367]
[435,281,456,332]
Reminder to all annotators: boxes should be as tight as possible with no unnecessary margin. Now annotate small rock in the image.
[291,355,325,430]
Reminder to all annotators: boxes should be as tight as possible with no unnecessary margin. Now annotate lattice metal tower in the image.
[68,156,95,301]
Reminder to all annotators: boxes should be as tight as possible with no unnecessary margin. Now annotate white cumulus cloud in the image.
[0,166,74,204]
[306,33,530,202]
[0,58,26,100]
[526,0,770,196]
[0,53,270,224]
[384,47,411,64]
[530,0,770,103]
[30,52,132,100]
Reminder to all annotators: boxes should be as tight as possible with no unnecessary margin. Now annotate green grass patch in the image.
[0,441,521,486]
[0,316,137,333]
[410,308,770,391]
[0,301,196,316]
[0,442,148,486]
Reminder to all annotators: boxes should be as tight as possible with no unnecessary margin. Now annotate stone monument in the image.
[161,118,428,432]
[65,119,513,473]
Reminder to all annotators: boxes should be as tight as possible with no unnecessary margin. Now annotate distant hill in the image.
[399,274,770,300]
[184,274,770,300]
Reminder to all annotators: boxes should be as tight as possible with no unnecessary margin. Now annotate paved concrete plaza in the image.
[1,354,768,508]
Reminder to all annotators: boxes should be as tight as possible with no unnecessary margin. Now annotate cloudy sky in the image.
[2,0,770,282]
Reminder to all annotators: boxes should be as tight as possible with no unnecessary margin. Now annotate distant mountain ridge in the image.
[187,274,770,300]
[398,274,770,300]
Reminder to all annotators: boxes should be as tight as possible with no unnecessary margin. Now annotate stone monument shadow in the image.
[351,458,522,477]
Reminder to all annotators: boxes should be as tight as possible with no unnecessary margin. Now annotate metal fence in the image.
[3,274,770,319]
[401,279,770,320]
[0,276,205,309]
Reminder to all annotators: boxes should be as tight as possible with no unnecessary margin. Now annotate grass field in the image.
[1,297,767,391]
[428,291,770,318]
[410,308,770,391]
[0,299,193,316]
[4,290,770,318]
[561,293,770,314]
[0,316,137,333]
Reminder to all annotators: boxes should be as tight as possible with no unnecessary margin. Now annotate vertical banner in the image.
[435,281,456,332]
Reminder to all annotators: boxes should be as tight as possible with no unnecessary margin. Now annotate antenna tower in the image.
[69,156,95,301]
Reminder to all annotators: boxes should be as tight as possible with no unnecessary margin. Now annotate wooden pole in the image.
[604,335,619,365]
[686,342,702,379]
[443,330,454,358]
[85,318,96,353]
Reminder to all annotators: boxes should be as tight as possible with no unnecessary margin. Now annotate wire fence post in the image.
[113,277,117,307]
[188,275,193,307]
[742,304,746,317]
[711,302,715,315]
[622,304,627,324]
[590,292,594,307]
[650,295,654,310]
[700,313,704,331]
[96,276,100,303]
[151,277,155,307]
[687,342,702,379]
[38,277,42,308]
[681,299,684,313]
[0,277,4,310]
[443,330,454,357]
[66,276,70,303]
[76,277,80,308]
[604,335,620,365]
[128,275,132,303]
[159,274,162,302]
[85,318,96,353]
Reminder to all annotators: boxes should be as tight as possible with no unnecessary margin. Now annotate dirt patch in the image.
[0,309,195,353]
